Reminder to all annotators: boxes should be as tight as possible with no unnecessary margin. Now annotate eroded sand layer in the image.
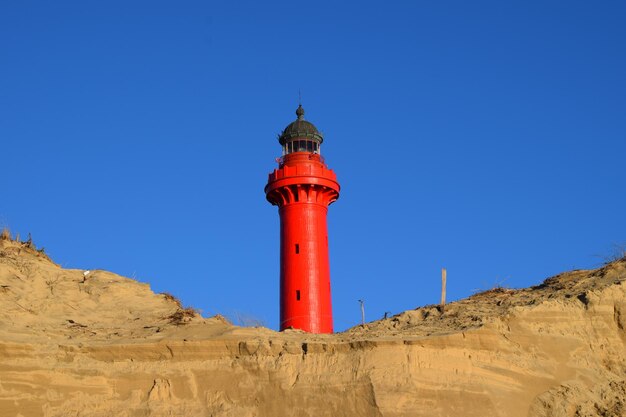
[1,238,624,416]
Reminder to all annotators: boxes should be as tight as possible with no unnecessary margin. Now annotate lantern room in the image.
[278,104,323,156]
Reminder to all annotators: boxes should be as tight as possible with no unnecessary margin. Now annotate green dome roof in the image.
[278,105,324,145]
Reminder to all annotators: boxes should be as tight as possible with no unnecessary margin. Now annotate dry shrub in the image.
[160,292,183,308]
[167,307,200,326]
[0,248,35,278]
[159,292,201,325]
[45,274,61,294]
[0,228,11,241]
[212,314,232,325]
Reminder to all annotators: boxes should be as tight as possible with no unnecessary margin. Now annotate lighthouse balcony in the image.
[267,159,338,184]
[276,151,326,167]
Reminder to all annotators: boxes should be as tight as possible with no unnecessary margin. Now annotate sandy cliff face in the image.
[0,237,624,417]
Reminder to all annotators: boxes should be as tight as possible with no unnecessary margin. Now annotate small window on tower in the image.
[296,290,301,301]
[295,243,300,254]
[307,141,313,152]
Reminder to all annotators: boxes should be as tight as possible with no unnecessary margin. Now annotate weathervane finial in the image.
[296,103,305,120]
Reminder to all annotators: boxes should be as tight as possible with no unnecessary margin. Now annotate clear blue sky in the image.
[1,1,625,331]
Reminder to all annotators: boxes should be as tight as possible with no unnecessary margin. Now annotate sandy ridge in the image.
[1,237,625,416]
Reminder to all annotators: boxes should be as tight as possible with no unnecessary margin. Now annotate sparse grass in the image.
[212,314,232,325]
[471,276,510,296]
[0,230,52,263]
[600,243,626,265]
[231,311,266,327]
[472,286,515,297]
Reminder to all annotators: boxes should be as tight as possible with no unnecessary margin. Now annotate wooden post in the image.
[358,299,365,326]
[440,268,447,306]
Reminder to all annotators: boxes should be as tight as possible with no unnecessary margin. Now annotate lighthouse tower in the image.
[265,105,340,333]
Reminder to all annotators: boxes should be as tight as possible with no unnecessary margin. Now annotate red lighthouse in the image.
[265,105,340,333]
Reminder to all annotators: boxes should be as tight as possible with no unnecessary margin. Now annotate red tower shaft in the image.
[265,107,340,333]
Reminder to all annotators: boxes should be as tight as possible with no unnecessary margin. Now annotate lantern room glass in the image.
[283,140,321,155]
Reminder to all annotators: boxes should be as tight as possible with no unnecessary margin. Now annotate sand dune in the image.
[1,236,624,416]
